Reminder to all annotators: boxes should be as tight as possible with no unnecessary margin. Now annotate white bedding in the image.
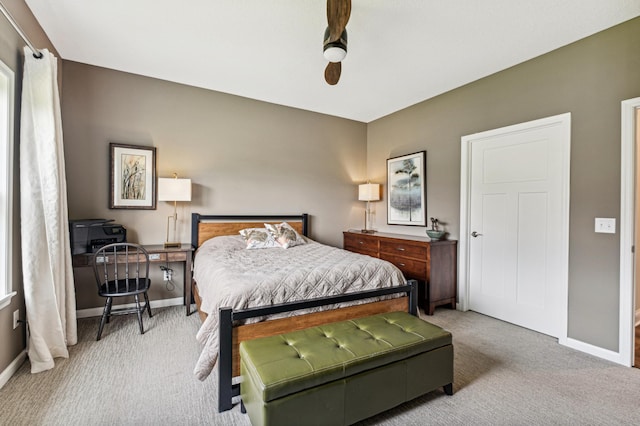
[192,235,406,380]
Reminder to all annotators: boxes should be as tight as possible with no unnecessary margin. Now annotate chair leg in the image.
[105,297,113,323]
[144,291,153,318]
[134,294,145,334]
[97,297,112,341]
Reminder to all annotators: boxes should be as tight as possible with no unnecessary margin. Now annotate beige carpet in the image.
[1,305,640,425]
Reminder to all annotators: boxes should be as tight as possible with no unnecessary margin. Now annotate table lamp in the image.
[358,182,380,233]
[158,173,191,247]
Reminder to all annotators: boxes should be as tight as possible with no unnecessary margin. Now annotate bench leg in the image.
[443,383,453,395]
[240,400,246,414]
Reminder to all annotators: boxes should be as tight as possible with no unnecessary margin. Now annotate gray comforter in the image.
[192,235,406,380]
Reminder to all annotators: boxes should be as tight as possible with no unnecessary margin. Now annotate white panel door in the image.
[467,115,570,338]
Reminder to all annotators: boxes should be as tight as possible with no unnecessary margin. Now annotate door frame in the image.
[619,97,640,367]
[459,113,571,344]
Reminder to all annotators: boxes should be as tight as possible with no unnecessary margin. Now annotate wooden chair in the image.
[92,243,152,340]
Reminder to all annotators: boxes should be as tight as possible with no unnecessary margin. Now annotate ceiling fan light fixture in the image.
[323,27,347,63]
[324,45,347,63]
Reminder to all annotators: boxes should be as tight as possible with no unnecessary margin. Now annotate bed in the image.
[190,213,418,412]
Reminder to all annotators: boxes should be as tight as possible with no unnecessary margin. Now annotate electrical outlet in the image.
[595,218,616,234]
[163,269,173,281]
[13,310,19,329]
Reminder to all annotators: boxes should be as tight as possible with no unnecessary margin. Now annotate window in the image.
[0,58,15,310]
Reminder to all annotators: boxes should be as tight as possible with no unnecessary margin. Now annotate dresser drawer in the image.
[344,233,379,255]
[379,240,427,259]
[380,253,427,280]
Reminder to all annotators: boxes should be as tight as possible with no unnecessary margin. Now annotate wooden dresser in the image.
[343,230,457,315]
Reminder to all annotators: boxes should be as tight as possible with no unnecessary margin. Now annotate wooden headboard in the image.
[191,213,309,248]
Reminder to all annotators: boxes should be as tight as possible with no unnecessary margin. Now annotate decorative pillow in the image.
[239,228,279,249]
[264,222,306,249]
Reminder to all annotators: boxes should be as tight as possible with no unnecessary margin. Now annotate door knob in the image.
[471,231,482,238]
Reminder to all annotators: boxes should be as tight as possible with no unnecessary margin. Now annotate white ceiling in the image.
[25,0,640,123]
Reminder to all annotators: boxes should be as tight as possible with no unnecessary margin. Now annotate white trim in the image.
[458,138,471,312]
[0,59,14,307]
[0,350,26,389]
[459,113,571,343]
[564,337,623,364]
[0,291,16,310]
[76,297,184,318]
[619,97,640,367]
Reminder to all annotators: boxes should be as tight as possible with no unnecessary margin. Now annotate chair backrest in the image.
[92,243,150,295]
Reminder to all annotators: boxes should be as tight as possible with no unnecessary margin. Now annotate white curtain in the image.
[20,47,77,373]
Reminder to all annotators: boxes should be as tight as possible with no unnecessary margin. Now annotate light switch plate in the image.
[595,218,616,234]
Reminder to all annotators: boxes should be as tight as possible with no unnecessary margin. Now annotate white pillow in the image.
[264,222,306,249]
[239,228,279,249]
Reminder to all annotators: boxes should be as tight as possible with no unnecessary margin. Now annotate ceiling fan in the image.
[323,0,351,85]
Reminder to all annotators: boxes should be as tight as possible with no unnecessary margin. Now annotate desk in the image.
[72,244,194,316]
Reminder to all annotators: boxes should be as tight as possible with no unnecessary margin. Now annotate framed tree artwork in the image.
[387,151,426,226]
[109,143,156,209]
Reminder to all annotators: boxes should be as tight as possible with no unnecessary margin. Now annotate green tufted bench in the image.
[239,311,453,426]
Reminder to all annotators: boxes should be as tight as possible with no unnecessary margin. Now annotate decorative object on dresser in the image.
[158,173,192,248]
[343,230,457,315]
[387,151,426,226]
[109,143,156,209]
[358,182,380,233]
[426,217,446,241]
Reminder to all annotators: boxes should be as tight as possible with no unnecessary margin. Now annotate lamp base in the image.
[360,229,376,234]
[164,241,181,248]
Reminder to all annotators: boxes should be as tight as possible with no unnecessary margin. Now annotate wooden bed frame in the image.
[190,213,418,412]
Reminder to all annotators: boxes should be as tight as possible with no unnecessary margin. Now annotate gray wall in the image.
[0,0,58,377]
[367,17,640,351]
[61,61,368,309]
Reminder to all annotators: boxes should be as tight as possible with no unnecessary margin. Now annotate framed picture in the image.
[387,151,426,226]
[109,143,156,209]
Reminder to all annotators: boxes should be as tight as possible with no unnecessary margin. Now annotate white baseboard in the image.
[0,350,27,389]
[76,297,184,319]
[562,337,625,365]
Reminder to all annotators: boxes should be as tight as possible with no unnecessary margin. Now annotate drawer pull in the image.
[398,263,405,267]
[396,247,405,251]
[358,241,364,244]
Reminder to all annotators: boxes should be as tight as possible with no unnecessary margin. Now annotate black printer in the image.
[69,219,127,255]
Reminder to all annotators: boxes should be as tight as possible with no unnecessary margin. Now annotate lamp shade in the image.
[158,178,191,202]
[358,183,380,202]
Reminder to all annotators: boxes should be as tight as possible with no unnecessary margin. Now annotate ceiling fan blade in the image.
[325,61,342,85]
[327,0,351,42]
